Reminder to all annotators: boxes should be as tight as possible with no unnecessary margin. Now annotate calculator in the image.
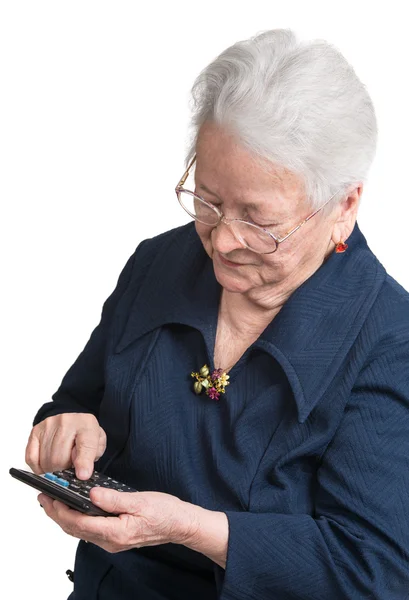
[9,467,137,517]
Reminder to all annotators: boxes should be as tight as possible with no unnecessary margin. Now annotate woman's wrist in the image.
[176,501,229,569]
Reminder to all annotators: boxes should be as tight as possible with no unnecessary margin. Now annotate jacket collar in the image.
[116,222,386,423]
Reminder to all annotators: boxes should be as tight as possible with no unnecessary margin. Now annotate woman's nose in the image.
[211,219,245,254]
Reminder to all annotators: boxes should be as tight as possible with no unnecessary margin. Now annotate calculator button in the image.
[44,473,58,482]
[56,477,70,487]
[69,483,81,491]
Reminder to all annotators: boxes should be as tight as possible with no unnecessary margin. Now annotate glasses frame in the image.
[175,154,339,254]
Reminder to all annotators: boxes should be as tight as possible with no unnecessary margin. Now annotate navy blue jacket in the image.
[34,222,409,599]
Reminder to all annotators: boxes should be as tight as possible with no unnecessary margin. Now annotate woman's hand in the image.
[25,413,107,480]
[37,487,200,553]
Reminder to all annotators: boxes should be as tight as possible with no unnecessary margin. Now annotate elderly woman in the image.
[25,29,409,599]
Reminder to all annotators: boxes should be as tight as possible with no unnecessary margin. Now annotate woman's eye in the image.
[195,192,219,207]
[248,216,276,229]
[249,218,264,227]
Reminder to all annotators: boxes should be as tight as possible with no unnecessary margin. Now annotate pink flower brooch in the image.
[191,364,230,401]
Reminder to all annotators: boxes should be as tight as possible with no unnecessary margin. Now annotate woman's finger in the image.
[96,427,107,460]
[25,428,41,473]
[71,427,107,465]
[73,427,101,479]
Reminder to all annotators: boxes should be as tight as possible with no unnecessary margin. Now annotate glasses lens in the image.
[232,221,277,254]
[178,191,219,226]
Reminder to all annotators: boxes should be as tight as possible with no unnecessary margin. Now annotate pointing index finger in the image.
[73,427,100,480]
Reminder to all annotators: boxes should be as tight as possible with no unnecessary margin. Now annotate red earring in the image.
[335,240,348,253]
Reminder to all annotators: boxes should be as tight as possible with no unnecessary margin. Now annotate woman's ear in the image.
[330,184,363,244]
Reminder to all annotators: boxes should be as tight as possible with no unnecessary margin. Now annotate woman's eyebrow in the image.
[197,182,263,212]
[197,183,220,198]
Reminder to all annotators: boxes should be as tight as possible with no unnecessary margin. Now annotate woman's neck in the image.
[218,288,285,336]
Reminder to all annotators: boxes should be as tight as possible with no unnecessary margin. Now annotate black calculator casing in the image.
[9,468,135,517]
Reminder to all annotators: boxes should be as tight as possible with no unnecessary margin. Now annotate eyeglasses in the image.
[175,154,338,254]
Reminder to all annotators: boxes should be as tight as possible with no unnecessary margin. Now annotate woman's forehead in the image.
[195,147,302,196]
[194,157,305,215]
[195,163,300,195]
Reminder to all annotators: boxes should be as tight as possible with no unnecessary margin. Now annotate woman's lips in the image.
[218,253,245,267]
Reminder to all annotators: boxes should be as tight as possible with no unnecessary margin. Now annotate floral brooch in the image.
[191,364,230,401]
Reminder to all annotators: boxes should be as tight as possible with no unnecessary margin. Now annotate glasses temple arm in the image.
[177,155,197,188]
[276,189,341,243]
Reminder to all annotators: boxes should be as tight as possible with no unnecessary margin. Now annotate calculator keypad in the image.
[43,468,136,499]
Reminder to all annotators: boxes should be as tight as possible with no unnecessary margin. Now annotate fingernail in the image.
[78,468,89,479]
[91,489,102,505]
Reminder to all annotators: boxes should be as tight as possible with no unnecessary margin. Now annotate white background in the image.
[1,1,408,598]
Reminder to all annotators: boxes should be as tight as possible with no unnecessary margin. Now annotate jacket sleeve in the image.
[33,240,147,426]
[219,336,409,599]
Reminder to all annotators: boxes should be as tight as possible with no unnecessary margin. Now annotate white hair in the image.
[185,29,377,210]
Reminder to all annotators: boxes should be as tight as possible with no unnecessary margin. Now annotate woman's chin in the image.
[213,264,252,293]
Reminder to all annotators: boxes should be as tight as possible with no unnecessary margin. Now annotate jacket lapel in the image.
[257,223,386,422]
[115,225,221,352]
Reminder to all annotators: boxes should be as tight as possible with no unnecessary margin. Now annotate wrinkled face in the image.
[194,121,336,295]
